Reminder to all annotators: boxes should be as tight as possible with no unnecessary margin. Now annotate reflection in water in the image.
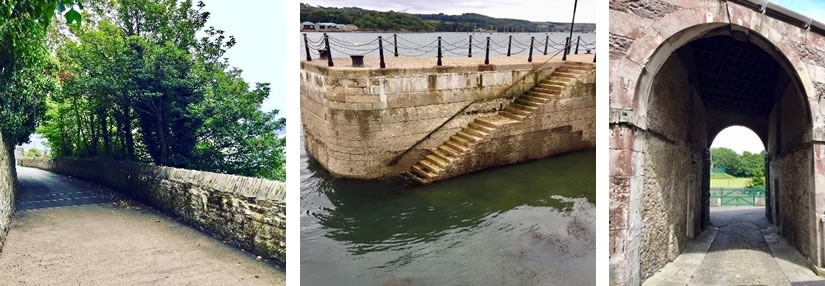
[301,145,595,285]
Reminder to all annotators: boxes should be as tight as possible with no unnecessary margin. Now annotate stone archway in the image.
[610,2,825,284]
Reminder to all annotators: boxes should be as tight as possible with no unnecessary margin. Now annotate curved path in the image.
[0,166,285,285]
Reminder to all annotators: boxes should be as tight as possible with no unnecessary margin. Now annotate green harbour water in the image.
[300,144,596,285]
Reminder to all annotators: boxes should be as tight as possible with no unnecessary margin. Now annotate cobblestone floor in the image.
[643,206,825,286]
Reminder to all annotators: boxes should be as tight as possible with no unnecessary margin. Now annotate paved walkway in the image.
[644,206,825,286]
[0,166,285,285]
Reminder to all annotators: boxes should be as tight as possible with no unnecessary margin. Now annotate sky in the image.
[200,0,286,116]
[302,0,596,23]
[711,126,765,154]
[773,0,825,23]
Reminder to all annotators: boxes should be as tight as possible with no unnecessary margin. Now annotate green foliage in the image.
[23,148,45,158]
[711,147,765,178]
[0,0,82,144]
[37,0,286,181]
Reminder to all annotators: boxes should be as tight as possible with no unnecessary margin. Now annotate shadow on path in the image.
[644,206,824,286]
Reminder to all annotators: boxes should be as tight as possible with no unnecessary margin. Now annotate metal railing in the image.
[302,33,596,68]
[710,187,766,206]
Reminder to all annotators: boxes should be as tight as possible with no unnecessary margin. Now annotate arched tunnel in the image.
[628,24,817,281]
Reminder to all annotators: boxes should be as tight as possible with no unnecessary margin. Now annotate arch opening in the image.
[632,23,815,282]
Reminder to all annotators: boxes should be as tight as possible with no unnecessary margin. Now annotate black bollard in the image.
[575,35,581,54]
[437,36,442,66]
[544,35,549,55]
[507,35,512,57]
[485,37,491,65]
[324,33,334,67]
[528,36,534,63]
[468,35,473,58]
[304,33,312,61]
[379,36,386,69]
[562,36,569,61]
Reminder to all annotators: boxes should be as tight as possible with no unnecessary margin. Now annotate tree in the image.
[39,0,286,180]
[0,0,82,145]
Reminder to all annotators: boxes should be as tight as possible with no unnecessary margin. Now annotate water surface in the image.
[300,145,596,285]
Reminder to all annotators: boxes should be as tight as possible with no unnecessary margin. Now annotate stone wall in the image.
[610,0,825,284]
[770,146,813,258]
[16,158,286,265]
[301,60,580,179]
[436,70,596,179]
[0,132,17,253]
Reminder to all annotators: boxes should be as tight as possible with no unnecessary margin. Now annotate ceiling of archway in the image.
[686,35,780,116]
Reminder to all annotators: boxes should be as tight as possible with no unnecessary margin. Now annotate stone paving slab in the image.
[644,207,825,285]
[0,167,285,285]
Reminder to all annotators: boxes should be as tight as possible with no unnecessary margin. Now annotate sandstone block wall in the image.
[301,60,587,179]
[436,70,596,180]
[0,132,17,253]
[17,158,286,265]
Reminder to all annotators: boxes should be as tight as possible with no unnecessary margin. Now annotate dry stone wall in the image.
[301,60,589,179]
[16,158,286,265]
[0,132,17,253]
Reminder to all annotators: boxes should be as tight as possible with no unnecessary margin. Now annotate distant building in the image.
[300,22,358,32]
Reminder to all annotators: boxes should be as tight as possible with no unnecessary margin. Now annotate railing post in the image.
[544,35,549,55]
[562,36,569,61]
[393,34,398,57]
[507,35,512,57]
[593,53,596,63]
[378,36,386,69]
[303,33,312,61]
[528,36,534,63]
[437,36,442,66]
[468,35,473,58]
[575,35,581,54]
[324,33,333,67]
[485,37,490,65]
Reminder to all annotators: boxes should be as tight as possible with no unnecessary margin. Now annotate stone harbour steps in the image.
[405,62,595,185]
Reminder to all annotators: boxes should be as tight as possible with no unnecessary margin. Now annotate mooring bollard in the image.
[304,33,312,61]
[485,37,491,65]
[507,35,512,57]
[378,36,386,69]
[575,35,581,54]
[350,55,365,67]
[528,36,534,63]
[393,34,399,57]
[562,36,570,61]
[544,35,549,55]
[593,53,596,63]
[324,33,334,67]
[468,35,473,58]
[437,36,443,66]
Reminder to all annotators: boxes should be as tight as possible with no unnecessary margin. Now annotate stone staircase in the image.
[404,61,595,185]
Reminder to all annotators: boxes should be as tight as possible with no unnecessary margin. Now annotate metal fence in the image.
[710,187,766,206]
[302,33,596,68]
